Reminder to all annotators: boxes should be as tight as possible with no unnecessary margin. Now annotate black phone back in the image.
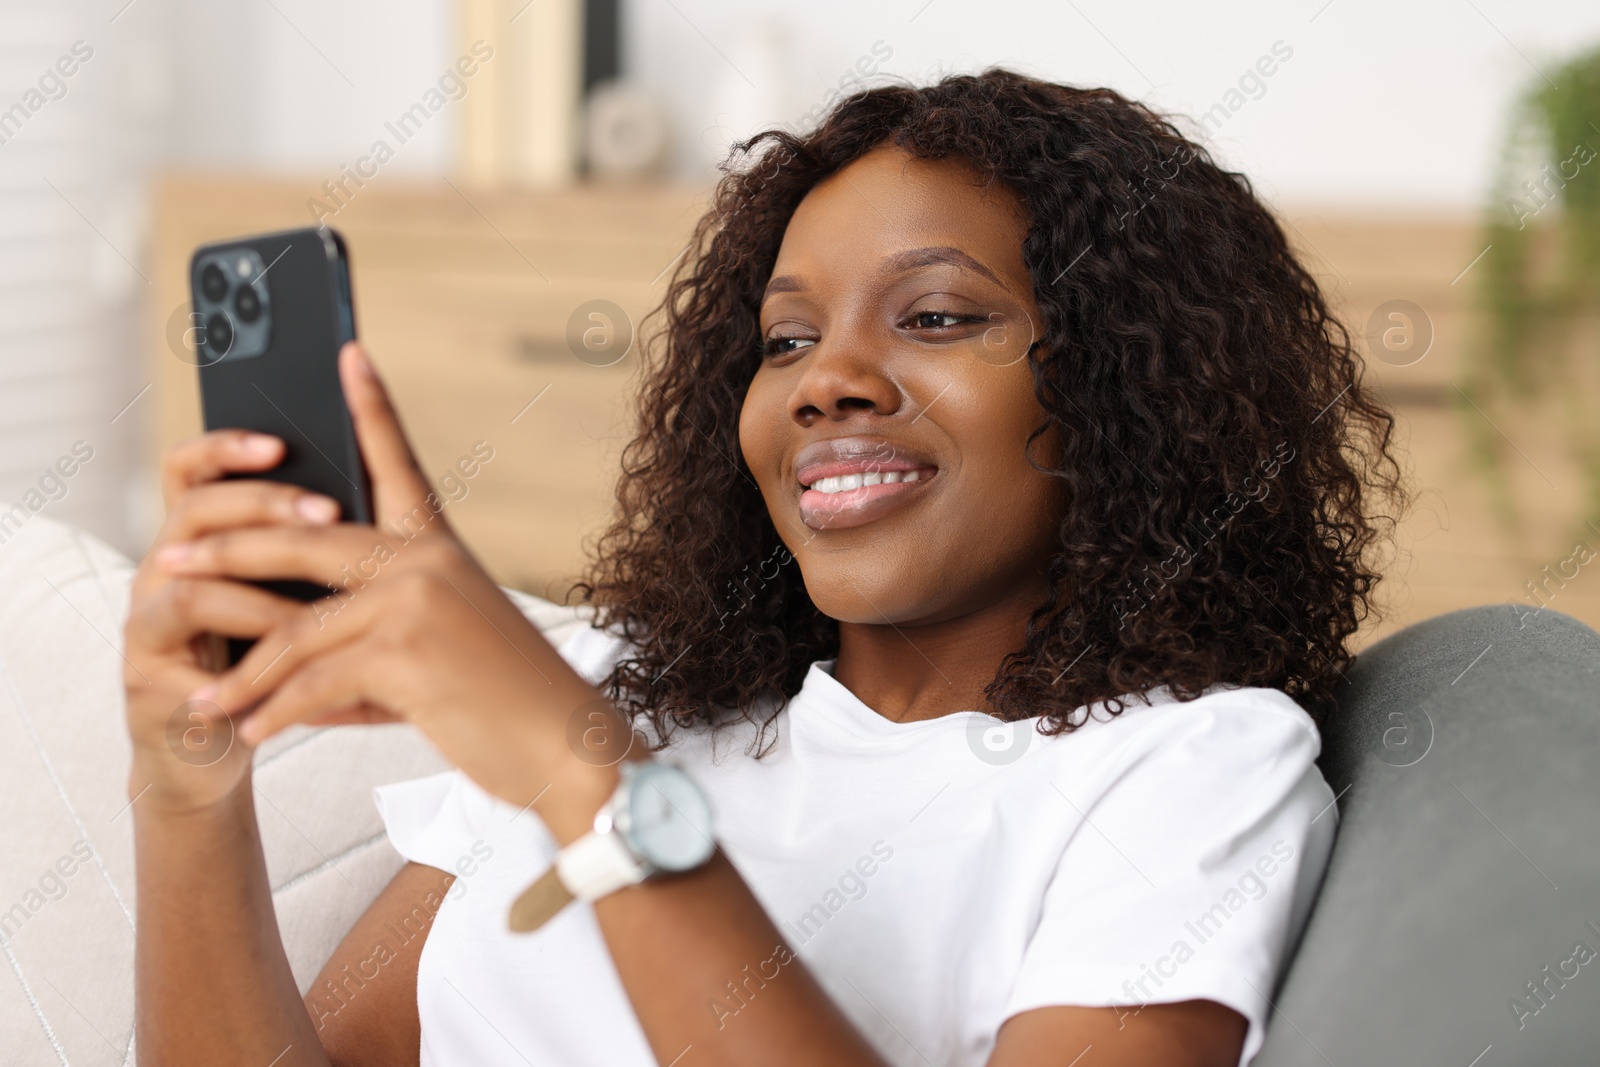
[189,226,372,659]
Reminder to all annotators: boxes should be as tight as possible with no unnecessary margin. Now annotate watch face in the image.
[622,763,715,872]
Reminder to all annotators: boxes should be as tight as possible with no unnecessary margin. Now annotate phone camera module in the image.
[204,312,234,356]
[200,263,229,303]
[193,246,273,363]
[234,284,262,324]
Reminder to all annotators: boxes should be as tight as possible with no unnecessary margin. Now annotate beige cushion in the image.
[0,515,590,1064]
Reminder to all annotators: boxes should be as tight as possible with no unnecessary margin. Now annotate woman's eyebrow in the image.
[883,246,1007,289]
[762,245,1009,301]
[762,275,806,299]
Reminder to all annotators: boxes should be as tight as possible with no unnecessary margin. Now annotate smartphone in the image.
[188,226,373,664]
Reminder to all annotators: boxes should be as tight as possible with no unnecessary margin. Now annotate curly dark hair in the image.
[572,67,1409,753]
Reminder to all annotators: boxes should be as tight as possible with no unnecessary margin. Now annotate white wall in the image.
[625,0,1600,211]
[162,0,456,176]
[156,0,1600,211]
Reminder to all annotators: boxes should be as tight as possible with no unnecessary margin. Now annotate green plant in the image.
[1460,42,1600,547]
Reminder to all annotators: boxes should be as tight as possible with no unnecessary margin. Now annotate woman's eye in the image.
[761,336,815,357]
[909,310,975,330]
[761,311,978,357]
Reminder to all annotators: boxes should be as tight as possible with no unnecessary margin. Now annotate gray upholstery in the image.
[1256,603,1600,1065]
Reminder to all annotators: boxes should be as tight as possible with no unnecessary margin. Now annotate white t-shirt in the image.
[369,623,1337,1067]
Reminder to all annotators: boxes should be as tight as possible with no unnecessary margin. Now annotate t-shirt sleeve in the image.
[372,770,480,874]
[1003,689,1338,1067]
[371,620,638,873]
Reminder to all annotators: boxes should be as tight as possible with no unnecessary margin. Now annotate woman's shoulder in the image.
[1082,680,1318,731]
[1050,680,1325,770]
[554,617,634,684]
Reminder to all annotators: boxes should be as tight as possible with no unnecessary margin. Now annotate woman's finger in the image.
[158,478,340,547]
[235,646,388,746]
[127,577,306,656]
[304,701,405,728]
[337,342,442,529]
[155,522,391,590]
[160,430,285,509]
[190,560,389,715]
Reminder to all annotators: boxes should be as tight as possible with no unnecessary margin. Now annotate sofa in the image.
[1254,573,1600,1064]
[1,515,1595,1065]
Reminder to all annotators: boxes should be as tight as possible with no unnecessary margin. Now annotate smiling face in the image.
[739,142,1065,627]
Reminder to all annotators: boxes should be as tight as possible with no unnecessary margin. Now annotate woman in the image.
[123,69,1405,1066]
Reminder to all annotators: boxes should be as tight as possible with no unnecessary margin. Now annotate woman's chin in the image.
[801,573,950,630]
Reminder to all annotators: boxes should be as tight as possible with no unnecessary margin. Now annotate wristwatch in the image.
[508,760,716,933]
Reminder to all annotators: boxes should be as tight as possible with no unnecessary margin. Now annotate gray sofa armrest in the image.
[1257,603,1600,1065]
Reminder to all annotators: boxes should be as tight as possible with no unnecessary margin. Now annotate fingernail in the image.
[243,434,279,457]
[295,494,339,523]
[156,542,192,566]
[239,716,263,745]
[189,682,218,704]
[352,344,374,379]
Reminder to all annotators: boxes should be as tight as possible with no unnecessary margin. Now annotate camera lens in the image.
[234,283,262,323]
[200,263,228,303]
[204,313,233,356]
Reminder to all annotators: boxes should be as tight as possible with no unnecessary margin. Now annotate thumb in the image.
[338,342,443,531]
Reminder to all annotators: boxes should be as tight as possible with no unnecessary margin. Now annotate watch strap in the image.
[557,822,652,899]
[507,761,714,936]
[507,830,649,934]
[507,866,573,933]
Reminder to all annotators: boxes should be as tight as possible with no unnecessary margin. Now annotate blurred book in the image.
[458,0,584,187]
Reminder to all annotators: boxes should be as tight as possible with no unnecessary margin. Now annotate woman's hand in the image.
[157,342,630,841]
[123,429,344,815]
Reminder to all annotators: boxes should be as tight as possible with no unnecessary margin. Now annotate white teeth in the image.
[806,469,929,494]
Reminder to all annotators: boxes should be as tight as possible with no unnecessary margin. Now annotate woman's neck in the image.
[830,580,1046,724]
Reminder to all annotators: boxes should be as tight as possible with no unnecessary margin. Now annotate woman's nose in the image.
[787,335,903,425]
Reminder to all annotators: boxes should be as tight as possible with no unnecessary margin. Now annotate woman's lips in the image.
[798,467,938,531]
[792,435,942,532]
